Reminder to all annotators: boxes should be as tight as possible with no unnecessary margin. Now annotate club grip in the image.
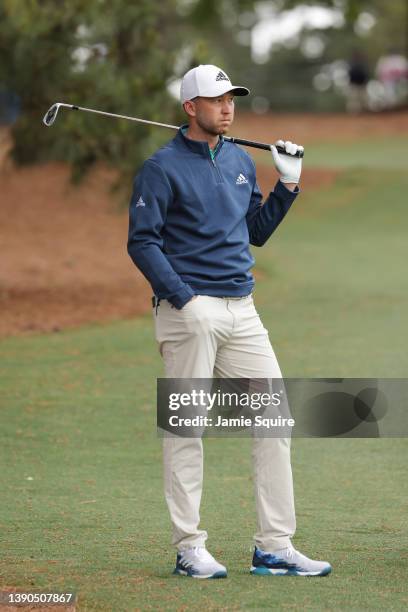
[225,136,304,158]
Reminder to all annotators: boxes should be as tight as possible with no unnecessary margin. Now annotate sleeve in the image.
[246,174,299,247]
[127,159,195,309]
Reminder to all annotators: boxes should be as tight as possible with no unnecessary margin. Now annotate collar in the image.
[177,124,224,159]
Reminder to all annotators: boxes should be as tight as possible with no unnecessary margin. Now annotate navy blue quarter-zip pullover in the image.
[128,126,299,309]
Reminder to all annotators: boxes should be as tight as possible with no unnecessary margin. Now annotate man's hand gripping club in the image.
[271,140,304,187]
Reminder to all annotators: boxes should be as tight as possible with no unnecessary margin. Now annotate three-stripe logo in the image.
[236,173,248,185]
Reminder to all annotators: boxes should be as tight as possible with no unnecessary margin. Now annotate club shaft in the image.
[46,103,304,157]
[71,104,179,131]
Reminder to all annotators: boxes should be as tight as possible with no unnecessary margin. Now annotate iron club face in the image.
[43,103,61,126]
[43,103,78,126]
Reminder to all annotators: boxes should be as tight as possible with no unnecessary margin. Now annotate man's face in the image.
[187,92,235,135]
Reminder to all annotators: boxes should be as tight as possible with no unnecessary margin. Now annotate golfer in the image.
[128,65,331,578]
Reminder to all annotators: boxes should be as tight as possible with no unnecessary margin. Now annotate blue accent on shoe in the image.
[210,570,228,579]
[251,566,281,576]
[252,547,298,571]
[174,554,199,577]
[251,546,332,577]
[173,552,227,579]
[251,565,332,577]
[316,565,331,577]
[173,567,227,579]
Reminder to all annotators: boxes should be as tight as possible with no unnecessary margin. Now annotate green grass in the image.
[253,167,408,376]
[1,143,408,609]
[1,323,407,610]
[297,137,408,169]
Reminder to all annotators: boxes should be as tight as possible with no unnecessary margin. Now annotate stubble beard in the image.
[196,115,230,136]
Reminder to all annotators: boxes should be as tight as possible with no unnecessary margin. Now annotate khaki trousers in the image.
[154,294,296,552]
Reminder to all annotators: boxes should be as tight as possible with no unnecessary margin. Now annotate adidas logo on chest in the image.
[236,173,248,185]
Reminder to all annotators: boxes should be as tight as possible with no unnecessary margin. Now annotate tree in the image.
[0,0,182,187]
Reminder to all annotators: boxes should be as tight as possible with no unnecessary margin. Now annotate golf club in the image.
[43,102,304,158]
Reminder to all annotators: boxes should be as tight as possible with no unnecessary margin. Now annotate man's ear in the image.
[183,100,196,118]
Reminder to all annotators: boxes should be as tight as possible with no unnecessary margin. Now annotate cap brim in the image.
[229,86,250,96]
[197,84,250,99]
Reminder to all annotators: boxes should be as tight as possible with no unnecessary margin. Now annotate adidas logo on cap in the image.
[136,196,146,207]
[215,71,229,82]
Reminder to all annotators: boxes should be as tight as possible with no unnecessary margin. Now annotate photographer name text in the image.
[168,415,295,428]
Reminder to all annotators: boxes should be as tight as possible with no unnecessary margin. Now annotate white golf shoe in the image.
[174,546,227,579]
[250,545,332,577]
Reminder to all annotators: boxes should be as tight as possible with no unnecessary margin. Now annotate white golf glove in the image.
[270,139,304,184]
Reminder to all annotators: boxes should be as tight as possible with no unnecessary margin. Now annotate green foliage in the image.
[0,0,183,188]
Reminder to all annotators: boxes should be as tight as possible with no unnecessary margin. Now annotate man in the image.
[346,50,369,113]
[128,64,332,579]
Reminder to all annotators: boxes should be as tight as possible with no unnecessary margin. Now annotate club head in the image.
[43,103,61,126]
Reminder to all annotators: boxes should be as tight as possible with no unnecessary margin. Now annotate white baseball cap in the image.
[180,64,250,104]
